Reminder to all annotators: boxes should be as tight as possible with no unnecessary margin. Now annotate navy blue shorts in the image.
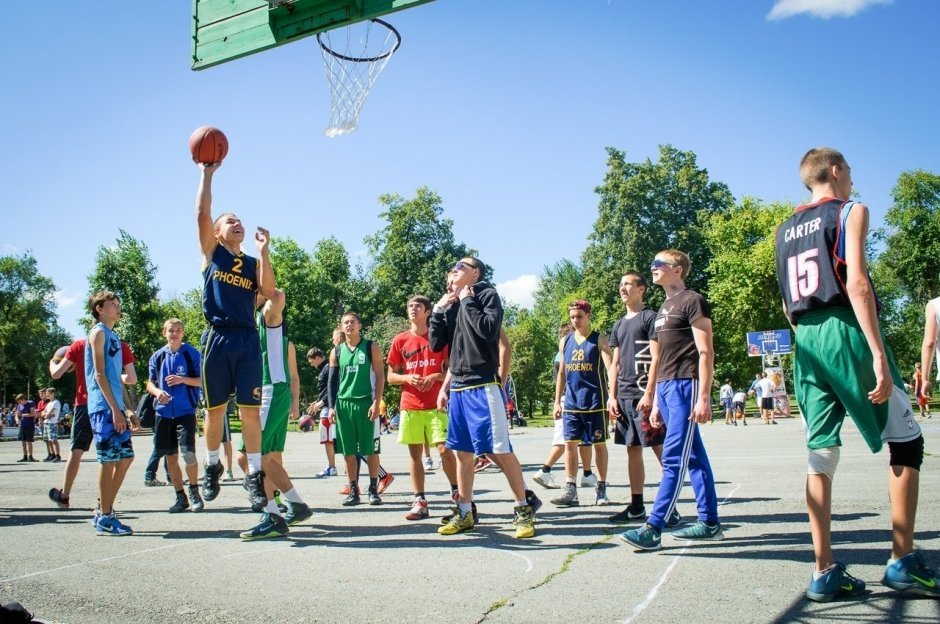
[202,326,262,410]
[90,410,134,464]
[563,410,608,445]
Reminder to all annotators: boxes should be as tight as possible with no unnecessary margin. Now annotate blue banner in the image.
[746,329,792,356]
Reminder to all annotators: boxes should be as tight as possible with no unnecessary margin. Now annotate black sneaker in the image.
[666,510,682,528]
[48,488,70,509]
[609,505,646,523]
[28,457,38,462]
[43,455,54,462]
[342,488,361,507]
[169,492,190,514]
[243,471,267,509]
[239,512,289,540]
[368,486,382,506]
[17,457,29,463]
[202,462,224,501]
[188,486,204,512]
[284,501,313,526]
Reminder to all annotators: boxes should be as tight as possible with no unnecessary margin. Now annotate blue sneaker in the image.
[883,551,940,598]
[672,520,724,541]
[316,466,337,478]
[806,562,866,602]
[96,513,133,536]
[620,524,662,551]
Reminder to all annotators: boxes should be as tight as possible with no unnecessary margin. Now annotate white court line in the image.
[499,549,534,573]
[623,483,741,624]
[0,539,209,583]
[223,546,294,559]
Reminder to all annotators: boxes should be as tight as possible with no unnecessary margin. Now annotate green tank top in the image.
[338,339,374,400]
[257,312,289,387]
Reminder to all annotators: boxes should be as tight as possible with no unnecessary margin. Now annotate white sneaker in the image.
[580,473,598,488]
[532,470,559,489]
[423,456,434,471]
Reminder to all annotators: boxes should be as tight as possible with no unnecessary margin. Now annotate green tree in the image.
[363,312,409,409]
[0,253,72,403]
[532,259,585,329]
[504,309,556,416]
[364,187,477,318]
[86,230,164,364]
[581,146,734,325]
[871,169,940,368]
[702,198,793,386]
[310,236,353,334]
[161,288,206,349]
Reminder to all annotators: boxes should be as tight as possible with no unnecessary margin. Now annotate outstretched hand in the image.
[255,227,271,255]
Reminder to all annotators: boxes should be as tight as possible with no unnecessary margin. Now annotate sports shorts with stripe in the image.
[335,397,380,456]
[446,383,512,456]
[794,307,921,452]
[319,407,336,444]
[239,383,291,454]
[201,326,262,410]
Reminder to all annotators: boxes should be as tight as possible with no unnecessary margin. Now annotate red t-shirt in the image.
[386,330,448,411]
[65,338,136,407]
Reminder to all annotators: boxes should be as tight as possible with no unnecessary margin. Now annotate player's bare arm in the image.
[49,357,74,379]
[608,346,621,417]
[921,299,938,398]
[196,162,221,260]
[553,337,566,419]
[499,327,511,383]
[843,203,892,404]
[368,341,385,420]
[690,317,714,424]
[255,227,277,299]
[288,342,301,420]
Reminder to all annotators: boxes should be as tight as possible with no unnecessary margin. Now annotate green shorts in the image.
[794,307,921,452]
[398,408,447,446]
[239,383,291,455]
[335,397,380,457]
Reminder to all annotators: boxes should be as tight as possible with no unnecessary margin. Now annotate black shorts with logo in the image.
[614,397,665,447]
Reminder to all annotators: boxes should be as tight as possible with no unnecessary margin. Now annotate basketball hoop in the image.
[317,18,401,138]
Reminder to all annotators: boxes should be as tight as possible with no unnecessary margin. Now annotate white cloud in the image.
[496,274,539,309]
[767,0,891,20]
[54,290,80,309]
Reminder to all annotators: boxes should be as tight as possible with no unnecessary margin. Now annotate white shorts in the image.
[552,417,565,446]
[319,407,336,444]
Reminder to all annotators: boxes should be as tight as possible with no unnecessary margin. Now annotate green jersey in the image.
[258,312,289,387]
[338,339,374,400]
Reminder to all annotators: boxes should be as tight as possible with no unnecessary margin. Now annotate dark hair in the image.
[307,348,324,360]
[407,295,432,311]
[88,290,118,320]
[462,256,486,277]
[341,311,361,323]
[622,271,648,289]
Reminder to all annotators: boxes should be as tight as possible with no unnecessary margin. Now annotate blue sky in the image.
[2,0,937,340]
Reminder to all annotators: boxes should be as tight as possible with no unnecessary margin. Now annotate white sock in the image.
[247,453,262,473]
[282,488,303,504]
[515,499,527,507]
[206,450,220,466]
[458,502,472,514]
[265,500,283,517]
[813,564,837,580]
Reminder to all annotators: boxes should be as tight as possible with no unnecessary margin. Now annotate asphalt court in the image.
[1,416,939,623]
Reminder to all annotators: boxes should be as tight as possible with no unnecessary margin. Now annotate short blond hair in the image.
[657,249,691,280]
[799,147,846,191]
[162,318,184,331]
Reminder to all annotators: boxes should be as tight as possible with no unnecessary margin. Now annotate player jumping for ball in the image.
[195,161,276,514]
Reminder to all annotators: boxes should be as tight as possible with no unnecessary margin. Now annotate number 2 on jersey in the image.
[787,249,820,302]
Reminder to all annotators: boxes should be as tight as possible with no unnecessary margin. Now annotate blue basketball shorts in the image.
[446,383,513,455]
[201,326,262,410]
[90,410,134,464]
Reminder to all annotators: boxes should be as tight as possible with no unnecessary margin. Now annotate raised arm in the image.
[255,228,276,299]
[196,163,221,261]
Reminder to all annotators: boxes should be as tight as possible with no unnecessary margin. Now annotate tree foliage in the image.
[581,145,734,325]
[0,253,72,403]
[504,309,556,416]
[702,198,793,386]
[86,230,164,364]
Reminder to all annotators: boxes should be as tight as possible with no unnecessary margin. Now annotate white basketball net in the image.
[318,19,400,138]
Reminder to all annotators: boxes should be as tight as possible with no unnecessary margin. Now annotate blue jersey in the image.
[563,331,606,412]
[202,243,259,329]
[149,343,202,418]
[85,322,125,414]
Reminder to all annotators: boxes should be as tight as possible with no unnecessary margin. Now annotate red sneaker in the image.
[377,473,395,495]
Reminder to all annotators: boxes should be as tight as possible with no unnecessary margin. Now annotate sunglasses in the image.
[650,259,677,270]
[453,261,477,271]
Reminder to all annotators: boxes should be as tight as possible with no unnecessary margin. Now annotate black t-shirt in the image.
[654,290,710,380]
[609,308,657,399]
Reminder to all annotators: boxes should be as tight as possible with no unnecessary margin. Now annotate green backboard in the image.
[192,0,434,70]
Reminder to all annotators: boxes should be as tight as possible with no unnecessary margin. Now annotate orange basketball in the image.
[52,345,69,364]
[189,126,229,165]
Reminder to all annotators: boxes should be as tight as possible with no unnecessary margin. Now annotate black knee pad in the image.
[888,436,924,470]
